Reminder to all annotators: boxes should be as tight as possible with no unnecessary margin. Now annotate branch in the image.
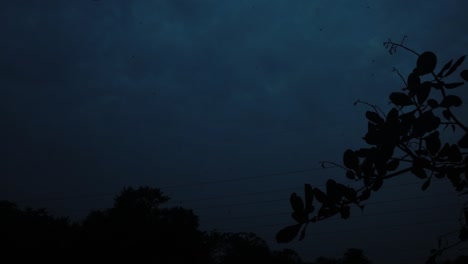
[319,161,347,170]
[354,99,387,117]
[392,67,407,86]
[383,167,413,180]
[430,72,468,133]
[384,39,420,56]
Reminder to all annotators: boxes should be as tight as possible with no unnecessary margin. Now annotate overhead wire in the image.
[217,217,459,233]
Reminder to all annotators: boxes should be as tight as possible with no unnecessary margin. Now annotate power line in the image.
[170,180,424,205]
[205,202,463,224]
[17,179,454,210]
[215,217,458,233]
[9,167,332,203]
[48,191,461,219]
[184,191,457,211]
[160,169,317,189]
[7,164,451,206]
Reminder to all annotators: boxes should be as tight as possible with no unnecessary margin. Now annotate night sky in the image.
[2,0,468,263]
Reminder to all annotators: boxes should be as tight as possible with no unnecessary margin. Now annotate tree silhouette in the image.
[442,255,468,264]
[203,231,306,264]
[276,36,468,263]
[310,248,372,264]
[0,187,210,262]
[1,186,312,263]
[80,186,210,263]
[0,200,76,261]
[272,248,305,264]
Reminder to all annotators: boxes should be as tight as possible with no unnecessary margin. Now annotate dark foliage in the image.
[310,248,372,264]
[1,187,208,262]
[1,186,307,263]
[277,37,468,263]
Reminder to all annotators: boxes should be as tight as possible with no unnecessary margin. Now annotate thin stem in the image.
[447,110,468,133]
[392,67,407,86]
[398,143,418,161]
[441,122,458,125]
[391,157,413,163]
[383,167,413,180]
[319,161,347,170]
[387,42,420,56]
[354,99,387,117]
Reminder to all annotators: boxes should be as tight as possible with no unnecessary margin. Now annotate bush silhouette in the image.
[276,37,468,262]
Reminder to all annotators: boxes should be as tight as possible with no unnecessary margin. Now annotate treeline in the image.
[4,186,468,263]
[3,186,468,263]
[1,186,309,263]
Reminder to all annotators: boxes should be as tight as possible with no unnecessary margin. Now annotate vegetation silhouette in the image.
[310,248,372,264]
[276,36,468,263]
[2,186,347,263]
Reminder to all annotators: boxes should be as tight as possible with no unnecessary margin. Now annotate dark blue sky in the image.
[2,0,468,263]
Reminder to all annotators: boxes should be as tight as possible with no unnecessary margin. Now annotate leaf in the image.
[291,211,307,224]
[320,204,340,217]
[447,168,463,189]
[365,111,384,124]
[437,143,451,159]
[431,82,444,90]
[346,170,355,180]
[359,189,371,201]
[464,157,468,182]
[442,110,451,120]
[386,159,399,171]
[411,167,427,179]
[427,99,438,108]
[326,179,341,203]
[416,51,437,76]
[360,158,373,180]
[312,188,327,204]
[389,92,413,106]
[444,82,464,89]
[412,110,441,137]
[400,110,416,137]
[299,226,307,241]
[363,124,384,145]
[447,144,462,162]
[386,108,400,127]
[290,193,304,213]
[343,149,359,171]
[461,70,468,81]
[424,131,441,156]
[435,171,446,179]
[339,205,351,219]
[355,147,377,158]
[343,187,357,202]
[444,55,466,77]
[421,179,431,191]
[416,82,431,104]
[440,95,462,107]
[304,184,314,214]
[437,59,453,77]
[415,149,429,156]
[459,133,468,149]
[372,177,383,191]
[276,224,302,243]
[460,227,468,241]
[407,72,421,93]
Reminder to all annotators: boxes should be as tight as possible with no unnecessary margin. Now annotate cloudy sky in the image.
[2,0,468,263]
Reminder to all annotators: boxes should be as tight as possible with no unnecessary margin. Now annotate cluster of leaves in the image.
[276,40,468,245]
